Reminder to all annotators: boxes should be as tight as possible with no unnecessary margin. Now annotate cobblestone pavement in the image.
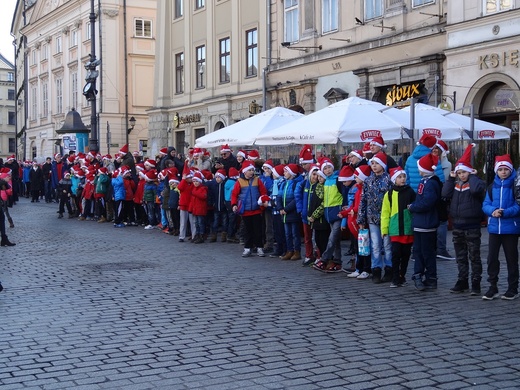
[1,199,520,390]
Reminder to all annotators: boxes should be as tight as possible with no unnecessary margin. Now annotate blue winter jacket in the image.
[482,170,520,235]
[409,174,441,231]
[112,176,126,201]
[296,178,314,224]
[224,178,236,202]
[405,144,445,193]
[277,174,304,223]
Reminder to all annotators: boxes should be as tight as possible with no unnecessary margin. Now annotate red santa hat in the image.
[75,170,85,178]
[98,167,108,175]
[362,142,372,154]
[454,143,476,173]
[389,166,406,183]
[145,170,158,181]
[436,140,449,155]
[158,169,169,180]
[318,157,334,170]
[284,163,299,177]
[201,169,213,181]
[87,151,97,159]
[417,153,439,175]
[0,167,12,174]
[135,163,145,171]
[241,160,256,173]
[119,144,129,155]
[370,136,386,149]
[262,159,274,171]
[417,134,437,149]
[215,169,227,180]
[236,150,247,159]
[103,154,112,160]
[257,195,271,206]
[349,149,363,161]
[228,167,240,179]
[159,147,168,155]
[144,159,156,168]
[371,152,388,170]
[64,171,71,178]
[247,150,260,161]
[192,171,204,182]
[494,154,513,173]
[167,167,179,180]
[308,164,320,176]
[169,177,180,184]
[317,169,327,180]
[192,147,203,156]
[354,165,372,181]
[6,155,16,162]
[54,153,62,159]
[338,165,355,182]
[220,144,232,154]
[67,155,75,164]
[299,144,314,164]
[272,164,285,179]
[182,161,192,177]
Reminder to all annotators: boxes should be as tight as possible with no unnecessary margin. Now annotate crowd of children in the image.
[2,136,520,301]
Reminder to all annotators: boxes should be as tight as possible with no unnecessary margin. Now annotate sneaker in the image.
[347,271,360,278]
[437,250,455,260]
[178,238,184,242]
[144,225,154,230]
[302,257,314,267]
[326,263,343,273]
[356,271,370,279]
[313,260,327,271]
[501,290,518,300]
[257,248,265,257]
[242,248,252,257]
[114,223,125,228]
[413,277,426,291]
[482,286,499,300]
[389,282,399,288]
[470,280,481,296]
[450,280,469,294]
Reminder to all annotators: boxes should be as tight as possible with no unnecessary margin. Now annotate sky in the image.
[0,0,17,64]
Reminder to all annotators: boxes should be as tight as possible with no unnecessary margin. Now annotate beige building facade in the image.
[11,0,156,160]
[0,55,16,160]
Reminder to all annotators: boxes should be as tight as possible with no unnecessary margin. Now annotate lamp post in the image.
[83,0,100,152]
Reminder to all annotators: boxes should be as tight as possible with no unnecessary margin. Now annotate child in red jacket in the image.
[189,171,208,243]
[177,168,195,242]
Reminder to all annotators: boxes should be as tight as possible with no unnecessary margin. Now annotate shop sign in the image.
[173,112,201,128]
[478,50,519,69]
[386,83,422,106]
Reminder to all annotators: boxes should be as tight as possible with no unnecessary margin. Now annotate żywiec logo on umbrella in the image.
[477,130,496,139]
[423,128,442,138]
[360,130,382,141]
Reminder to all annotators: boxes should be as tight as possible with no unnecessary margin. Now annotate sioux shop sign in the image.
[385,83,424,106]
[173,112,201,128]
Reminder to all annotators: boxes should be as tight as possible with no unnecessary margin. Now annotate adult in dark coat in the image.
[41,157,53,202]
[51,153,69,201]
[28,162,44,202]
[158,146,184,174]
[212,144,239,175]
[119,144,137,183]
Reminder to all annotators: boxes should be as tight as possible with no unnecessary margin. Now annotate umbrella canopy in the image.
[442,110,511,140]
[384,104,468,141]
[254,97,408,146]
[194,107,304,148]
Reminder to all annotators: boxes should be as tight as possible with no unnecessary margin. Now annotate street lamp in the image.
[127,116,136,134]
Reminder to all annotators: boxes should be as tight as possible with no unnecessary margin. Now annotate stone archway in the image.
[465,73,520,113]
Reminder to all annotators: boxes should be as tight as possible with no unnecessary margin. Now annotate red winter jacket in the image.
[178,179,193,211]
[123,177,137,201]
[189,184,208,216]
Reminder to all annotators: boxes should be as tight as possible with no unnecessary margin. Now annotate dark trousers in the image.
[413,231,437,281]
[243,213,263,250]
[44,180,53,202]
[452,228,482,282]
[314,228,330,259]
[169,208,180,231]
[487,233,519,293]
[212,210,228,234]
[123,200,136,223]
[114,200,125,224]
[392,241,412,284]
[58,197,72,215]
[272,213,286,256]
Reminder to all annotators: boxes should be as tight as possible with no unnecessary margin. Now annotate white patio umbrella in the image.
[194,106,304,148]
[254,97,408,145]
[383,103,469,141]
[442,110,511,140]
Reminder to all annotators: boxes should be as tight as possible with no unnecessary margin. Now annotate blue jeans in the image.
[413,231,438,281]
[437,220,448,253]
[284,221,301,252]
[212,210,228,234]
[369,223,392,270]
[194,215,205,236]
[322,220,342,263]
[145,201,158,226]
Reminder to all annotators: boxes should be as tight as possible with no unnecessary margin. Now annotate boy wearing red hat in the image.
[224,167,240,243]
[269,165,288,258]
[408,153,442,291]
[481,154,520,300]
[442,144,486,295]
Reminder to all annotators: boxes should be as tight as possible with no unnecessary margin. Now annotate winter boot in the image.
[450,279,469,293]
[195,235,205,244]
[58,213,64,219]
[290,251,302,261]
[221,232,227,243]
[8,217,14,228]
[191,234,200,243]
[381,267,393,283]
[1,235,16,247]
[208,233,217,243]
[372,267,382,284]
[280,251,294,260]
[470,279,481,296]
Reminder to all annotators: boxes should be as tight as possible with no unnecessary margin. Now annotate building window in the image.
[135,18,152,38]
[246,29,258,77]
[56,78,63,114]
[8,138,15,153]
[365,0,383,19]
[8,89,15,100]
[8,112,15,125]
[56,36,62,54]
[196,45,206,89]
[484,0,512,14]
[412,0,434,6]
[42,44,48,61]
[322,0,338,33]
[175,52,184,93]
[175,0,183,18]
[284,0,299,43]
[195,0,205,10]
[31,49,37,65]
[42,82,48,116]
[70,29,78,47]
[8,72,14,82]
[71,72,78,110]
[31,86,37,120]
[86,22,91,40]
[219,37,230,83]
